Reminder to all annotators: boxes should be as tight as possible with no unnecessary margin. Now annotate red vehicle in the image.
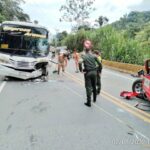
[121,59,150,101]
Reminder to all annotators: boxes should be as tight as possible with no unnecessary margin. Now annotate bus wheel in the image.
[42,66,48,76]
[41,66,48,81]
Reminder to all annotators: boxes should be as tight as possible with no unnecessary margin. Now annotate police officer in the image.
[79,40,102,107]
[93,50,102,94]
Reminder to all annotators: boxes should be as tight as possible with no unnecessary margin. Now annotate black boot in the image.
[93,93,97,103]
[84,98,91,107]
[84,102,91,107]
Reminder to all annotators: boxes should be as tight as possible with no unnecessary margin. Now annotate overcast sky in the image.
[21,0,150,34]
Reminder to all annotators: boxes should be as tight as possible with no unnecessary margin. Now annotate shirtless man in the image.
[57,52,67,74]
[73,48,80,73]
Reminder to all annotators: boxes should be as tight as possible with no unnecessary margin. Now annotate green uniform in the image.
[79,52,102,106]
[96,55,102,94]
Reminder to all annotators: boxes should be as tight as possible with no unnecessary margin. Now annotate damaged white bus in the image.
[0,21,50,79]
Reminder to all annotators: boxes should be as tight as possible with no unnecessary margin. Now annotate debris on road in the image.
[135,102,150,111]
[120,91,138,100]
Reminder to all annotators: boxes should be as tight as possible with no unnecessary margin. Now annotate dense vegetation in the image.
[60,11,150,65]
[0,0,149,65]
[0,0,30,23]
[112,11,150,31]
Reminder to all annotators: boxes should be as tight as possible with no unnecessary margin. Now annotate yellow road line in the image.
[64,76,150,143]
[66,71,150,118]
[65,71,150,123]
[102,90,150,119]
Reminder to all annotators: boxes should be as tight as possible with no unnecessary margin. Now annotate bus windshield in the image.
[0,24,49,57]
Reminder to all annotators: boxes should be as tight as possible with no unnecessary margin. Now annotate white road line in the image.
[136,131,150,142]
[0,81,7,93]
[64,73,150,143]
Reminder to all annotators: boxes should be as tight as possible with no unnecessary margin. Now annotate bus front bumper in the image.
[0,65,42,80]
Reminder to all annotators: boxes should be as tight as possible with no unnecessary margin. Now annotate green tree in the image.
[112,11,150,30]
[95,16,109,27]
[61,11,150,65]
[0,0,30,23]
[0,14,6,22]
[60,0,95,26]
[56,31,68,46]
[62,29,89,51]
[135,23,150,59]
[77,24,91,31]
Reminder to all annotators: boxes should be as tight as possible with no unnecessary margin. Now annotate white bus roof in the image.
[2,21,48,31]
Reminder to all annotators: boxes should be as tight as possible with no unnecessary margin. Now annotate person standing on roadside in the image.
[73,48,80,73]
[93,50,103,94]
[79,40,102,107]
[57,52,68,75]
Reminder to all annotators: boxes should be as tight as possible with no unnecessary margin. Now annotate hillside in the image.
[112,11,150,31]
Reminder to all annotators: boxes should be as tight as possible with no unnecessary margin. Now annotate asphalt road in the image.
[0,59,150,150]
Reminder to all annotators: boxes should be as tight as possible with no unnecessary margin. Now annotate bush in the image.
[61,25,149,65]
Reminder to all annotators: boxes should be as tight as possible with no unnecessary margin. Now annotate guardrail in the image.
[103,60,144,74]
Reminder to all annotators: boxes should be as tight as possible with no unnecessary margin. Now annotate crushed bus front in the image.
[0,21,50,79]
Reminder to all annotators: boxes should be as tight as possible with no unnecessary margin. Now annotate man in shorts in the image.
[57,52,67,74]
[73,48,80,73]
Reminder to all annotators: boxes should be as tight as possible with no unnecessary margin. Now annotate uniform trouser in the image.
[84,70,97,104]
[97,72,101,93]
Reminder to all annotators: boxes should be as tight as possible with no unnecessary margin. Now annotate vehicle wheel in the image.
[132,79,146,99]
[42,66,48,76]
[41,66,48,81]
[45,68,49,76]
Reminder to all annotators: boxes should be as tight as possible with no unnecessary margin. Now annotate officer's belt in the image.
[85,68,97,72]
